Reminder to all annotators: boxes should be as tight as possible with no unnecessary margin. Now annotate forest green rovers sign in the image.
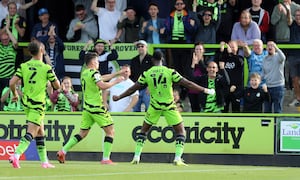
[0,114,274,154]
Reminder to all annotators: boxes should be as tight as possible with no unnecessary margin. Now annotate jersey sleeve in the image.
[137,72,147,86]
[15,67,23,79]
[47,65,58,82]
[171,69,182,83]
[92,70,102,83]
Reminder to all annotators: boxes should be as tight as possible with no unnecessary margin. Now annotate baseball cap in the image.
[94,39,106,46]
[135,40,147,47]
[38,8,49,16]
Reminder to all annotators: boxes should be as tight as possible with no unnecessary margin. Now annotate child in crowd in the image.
[173,88,184,112]
[50,76,79,111]
[242,73,270,113]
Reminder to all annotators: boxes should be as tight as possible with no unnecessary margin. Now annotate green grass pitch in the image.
[1,160,300,180]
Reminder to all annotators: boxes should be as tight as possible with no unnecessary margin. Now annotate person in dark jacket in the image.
[194,60,229,112]
[129,40,153,112]
[242,73,270,113]
[79,39,119,75]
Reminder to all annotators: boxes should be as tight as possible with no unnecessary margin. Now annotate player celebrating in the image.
[57,52,124,164]
[9,40,60,168]
[113,51,215,166]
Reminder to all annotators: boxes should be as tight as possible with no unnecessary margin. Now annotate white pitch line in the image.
[0,167,286,179]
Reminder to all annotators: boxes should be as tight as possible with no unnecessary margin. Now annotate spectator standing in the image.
[194,61,229,112]
[79,40,119,76]
[186,42,208,112]
[271,0,300,43]
[287,8,300,106]
[66,4,98,43]
[50,76,79,112]
[31,8,59,44]
[247,0,270,43]
[139,2,166,44]
[73,0,93,16]
[129,40,152,112]
[242,73,270,113]
[218,40,244,113]
[116,7,144,43]
[194,8,221,44]
[231,10,261,56]
[216,0,239,43]
[44,25,65,80]
[91,0,121,43]
[243,39,268,85]
[0,2,27,41]
[0,0,38,25]
[0,22,18,110]
[193,0,223,22]
[262,41,286,113]
[164,0,198,83]
[103,64,139,112]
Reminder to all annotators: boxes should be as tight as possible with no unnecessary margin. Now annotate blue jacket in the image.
[139,18,166,44]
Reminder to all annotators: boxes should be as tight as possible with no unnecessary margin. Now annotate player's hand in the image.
[112,95,120,101]
[204,88,215,95]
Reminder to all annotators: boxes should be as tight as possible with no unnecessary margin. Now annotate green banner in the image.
[0,113,274,154]
[63,43,139,60]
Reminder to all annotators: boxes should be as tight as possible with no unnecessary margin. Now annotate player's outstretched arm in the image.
[113,82,142,101]
[178,77,215,95]
[97,76,124,90]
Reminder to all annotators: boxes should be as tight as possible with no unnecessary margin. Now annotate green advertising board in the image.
[0,113,274,154]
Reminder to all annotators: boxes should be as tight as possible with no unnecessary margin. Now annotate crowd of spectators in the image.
[1,0,300,113]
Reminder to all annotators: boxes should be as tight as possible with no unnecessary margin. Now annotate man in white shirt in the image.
[103,64,139,112]
[91,0,121,43]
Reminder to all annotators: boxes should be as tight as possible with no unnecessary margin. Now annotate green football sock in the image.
[134,138,145,157]
[36,137,48,163]
[175,141,184,159]
[103,136,113,159]
[37,145,48,163]
[62,134,82,152]
[175,135,185,159]
[15,133,32,155]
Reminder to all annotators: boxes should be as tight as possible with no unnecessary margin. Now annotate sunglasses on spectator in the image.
[175,3,184,5]
[137,45,144,48]
[203,13,212,17]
